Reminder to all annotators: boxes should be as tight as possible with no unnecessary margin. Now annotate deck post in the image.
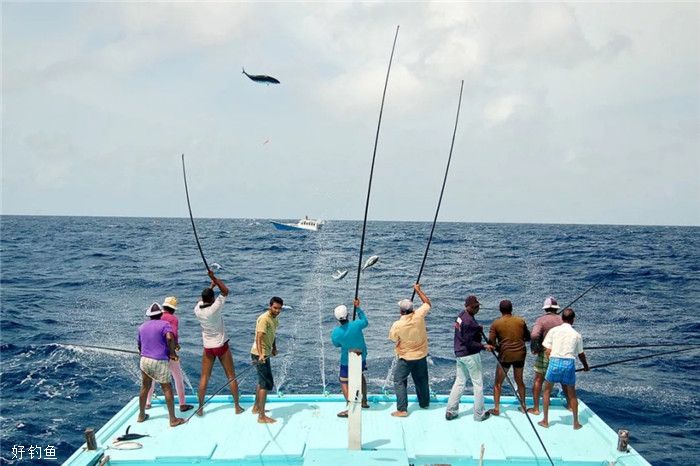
[84,428,97,450]
[348,350,362,450]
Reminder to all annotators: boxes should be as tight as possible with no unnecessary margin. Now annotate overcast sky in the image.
[2,2,698,225]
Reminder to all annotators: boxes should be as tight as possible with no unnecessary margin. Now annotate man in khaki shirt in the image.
[388,284,431,417]
[251,296,283,424]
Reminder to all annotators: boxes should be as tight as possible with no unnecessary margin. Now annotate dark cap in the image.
[465,295,480,307]
[499,299,513,313]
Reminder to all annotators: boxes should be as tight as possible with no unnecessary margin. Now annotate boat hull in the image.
[271,221,318,231]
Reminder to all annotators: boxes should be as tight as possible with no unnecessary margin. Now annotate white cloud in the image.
[483,94,534,125]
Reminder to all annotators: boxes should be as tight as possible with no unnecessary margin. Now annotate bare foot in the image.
[258,415,277,424]
[488,408,500,416]
[252,407,270,414]
[538,420,549,428]
[170,417,186,427]
[145,404,152,410]
[573,422,583,430]
[179,404,194,413]
[137,413,149,423]
[391,411,408,417]
[235,405,245,414]
[196,407,204,417]
[527,408,540,415]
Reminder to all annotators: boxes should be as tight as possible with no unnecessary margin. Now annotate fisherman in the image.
[538,308,590,430]
[527,297,564,415]
[145,296,194,413]
[331,297,370,418]
[388,283,432,417]
[137,303,185,427]
[445,295,495,421]
[251,296,284,424]
[194,270,244,416]
[488,299,530,415]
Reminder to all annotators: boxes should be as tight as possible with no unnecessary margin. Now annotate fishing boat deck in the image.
[63,394,650,465]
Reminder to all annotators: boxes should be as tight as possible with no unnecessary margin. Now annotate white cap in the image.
[145,302,163,317]
[334,305,348,320]
[542,297,560,310]
[398,299,414,312]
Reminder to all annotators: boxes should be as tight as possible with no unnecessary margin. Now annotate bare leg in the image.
[514,367,527,412]
[256,386,276,423]
[538,381,553,428]
[218,349,244,414]
[528,372,544,414]
[197,351,216,416]
[138,371,153,422]
[564,385,581,429]
[490,365,506,415]
[161,382,185,426]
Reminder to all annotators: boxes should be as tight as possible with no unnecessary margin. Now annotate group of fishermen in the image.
[137,269,589,429]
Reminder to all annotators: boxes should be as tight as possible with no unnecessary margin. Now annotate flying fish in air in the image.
[242,67,280,85]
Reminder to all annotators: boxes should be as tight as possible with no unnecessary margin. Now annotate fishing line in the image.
[353,25,399,321]
[181,153,210,272]
[557,267,619,314]
[186,364,256,422]
[410,80,464,301]
[480,330,555,466]
[576,346,700,372]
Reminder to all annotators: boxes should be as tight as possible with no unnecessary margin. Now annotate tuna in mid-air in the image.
[361,255,379,272]
[332,269,348,280]
[242,67,280,85]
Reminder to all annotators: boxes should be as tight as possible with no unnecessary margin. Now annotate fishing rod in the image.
[60,343,139,355]
[353,25,400,321]
[186,363,256,422]
[181,153,210,272]
[480,330,554,466]
[410,80,464,301]
[557,267,619,314]
[576,346,700,372]
[586,343,700,350]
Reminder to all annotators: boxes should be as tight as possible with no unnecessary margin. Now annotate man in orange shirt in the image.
[388,284,431,417]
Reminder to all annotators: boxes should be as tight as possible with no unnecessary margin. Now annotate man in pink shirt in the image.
[527,297,563,415]
[146,296,194,412]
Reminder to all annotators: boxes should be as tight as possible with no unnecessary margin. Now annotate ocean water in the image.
[1,215,698,465]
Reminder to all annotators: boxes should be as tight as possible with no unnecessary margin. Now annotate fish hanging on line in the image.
[210,263,223,271]
[361,255,379,272]
[242,67,280,85]
[332,269,348,280]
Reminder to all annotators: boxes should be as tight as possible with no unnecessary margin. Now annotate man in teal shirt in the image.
[331,297,369,417]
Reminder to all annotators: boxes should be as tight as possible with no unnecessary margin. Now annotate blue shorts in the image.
[545,357,576,386]
[339,361,367,382]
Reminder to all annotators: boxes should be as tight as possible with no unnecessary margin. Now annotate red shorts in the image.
[204,340,230,358]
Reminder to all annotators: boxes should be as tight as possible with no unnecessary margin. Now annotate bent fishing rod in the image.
[410,80,464,302]
[479,330,554,466]
[186,363,256,422]
[181,153,210,272]
[576,345,700,372]
[353,25,400,320]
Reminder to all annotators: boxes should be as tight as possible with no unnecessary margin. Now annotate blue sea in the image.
[1,216,698,465]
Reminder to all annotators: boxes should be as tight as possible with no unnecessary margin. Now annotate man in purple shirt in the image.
[527,296,564,415]
[445,295,494,421]
[137,303,185,427]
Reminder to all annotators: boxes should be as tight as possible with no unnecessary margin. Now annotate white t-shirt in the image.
[542,323,583,359]
[194,295,227,349]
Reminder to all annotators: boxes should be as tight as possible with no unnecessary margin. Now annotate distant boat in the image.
[271,217,325,232]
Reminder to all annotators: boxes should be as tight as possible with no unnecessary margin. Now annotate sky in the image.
[2,2,699,225]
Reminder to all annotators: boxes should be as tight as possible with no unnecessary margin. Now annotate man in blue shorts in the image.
[538,308,590,430]
[331,297,369,417]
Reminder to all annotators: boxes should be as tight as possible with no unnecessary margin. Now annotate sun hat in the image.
[465,295,480,307]
[499,299,513,313]
[398,299,414,313]
[334,305,348,320]
[542,297,560,310]
[162,296,178,310]
[145,302,163,317]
